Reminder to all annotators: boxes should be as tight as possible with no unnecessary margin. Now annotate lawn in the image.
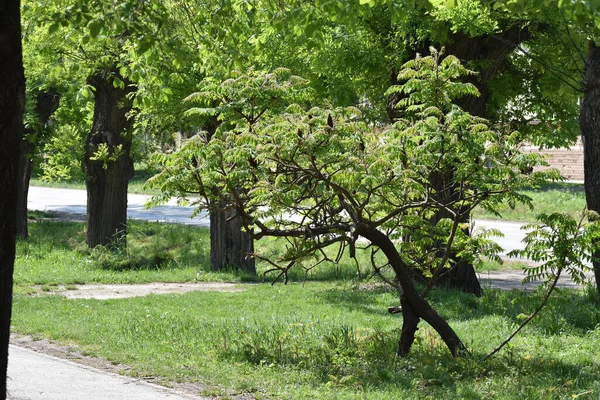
[12,282,600,399]
[11,219,600,399]
[473,182,587,223]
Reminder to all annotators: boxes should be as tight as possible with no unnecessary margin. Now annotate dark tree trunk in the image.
[210,198,256,274]
[580,43,600,300]
[0,0,25,397]
[16,89,60,239]
[83,71,135,248]
[202,117,256,274]
[356,224,466,357]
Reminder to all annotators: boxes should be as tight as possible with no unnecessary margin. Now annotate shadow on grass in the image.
[20,219,212,273]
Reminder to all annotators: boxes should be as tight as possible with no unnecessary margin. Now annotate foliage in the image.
[484,210,600,359]
[149,52,560,356]
[510,210,600,285]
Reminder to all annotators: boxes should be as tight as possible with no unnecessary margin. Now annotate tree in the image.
[580,43,600,297]
[0,0,25,396]
[149,67,311,273]
[151,53,555,357]
[83,70,136,247]
[22,0,171,248]
[16,88,60,239]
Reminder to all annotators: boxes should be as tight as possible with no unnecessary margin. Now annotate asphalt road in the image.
[27,186,528,256]
[28,186,211,226]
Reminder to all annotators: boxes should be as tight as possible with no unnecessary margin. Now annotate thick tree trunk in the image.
[16,89,60,238]
[580,43,600,300]
[203,117,256,274]
[83,71,135,248]
[0,0,25,397]
[355,224,466,357]
[210,198,255,274]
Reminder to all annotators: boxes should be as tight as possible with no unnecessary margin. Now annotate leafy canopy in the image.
[149,51,557,282]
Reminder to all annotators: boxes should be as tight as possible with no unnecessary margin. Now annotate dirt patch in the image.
[32,282,245,300]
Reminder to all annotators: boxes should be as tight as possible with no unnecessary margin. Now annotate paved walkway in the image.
[7,345,203,400]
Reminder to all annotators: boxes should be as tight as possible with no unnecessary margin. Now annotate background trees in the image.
[0,0,25,397]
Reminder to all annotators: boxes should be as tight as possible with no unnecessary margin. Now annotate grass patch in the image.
[474,182,586,222]
[15,220,509,289]
[11,284,600,399]
[15,220,213,285]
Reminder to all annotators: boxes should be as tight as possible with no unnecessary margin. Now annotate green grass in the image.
[12,219,600,398]
[474,182,587,222]
[15,220,212,285]
[15,219,516,288]
[11,283,600,399]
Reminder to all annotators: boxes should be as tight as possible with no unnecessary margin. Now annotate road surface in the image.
[27,186,528,256]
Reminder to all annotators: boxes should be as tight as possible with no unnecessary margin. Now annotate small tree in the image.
[151,50,556,357]
[486,210,600,359]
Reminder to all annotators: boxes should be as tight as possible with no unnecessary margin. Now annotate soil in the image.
[32,282,245,300]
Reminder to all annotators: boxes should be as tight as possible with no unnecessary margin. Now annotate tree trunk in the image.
[82,71,135,248]
[355,224,466,357]
[210,198,256,274]
[0,0,25,397]
[580,43,600,300]
[16,89,60,239]
[202,117,256,275]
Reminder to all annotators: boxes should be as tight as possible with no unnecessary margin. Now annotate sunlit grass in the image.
[11,284,600,399]
[474,182,586,222]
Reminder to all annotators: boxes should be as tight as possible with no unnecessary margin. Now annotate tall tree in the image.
[83,70,135,247]
[22,0,170,248]
[16,88,60,239]
[0,0,25,396]
[580,42,600,293]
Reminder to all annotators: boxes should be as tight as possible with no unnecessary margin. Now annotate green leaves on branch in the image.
[386,47,479,114]
[89,143,125,169]
[151,51,559,280]
[509,210,600,285]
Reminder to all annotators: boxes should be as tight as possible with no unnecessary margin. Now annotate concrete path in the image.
[7,345,203,400]
[28,186,210,226]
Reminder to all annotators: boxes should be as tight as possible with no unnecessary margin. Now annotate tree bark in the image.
[83,71,135,248]
[0,0,25,397]
[16,89,60,239]
[355,224,466,357]
[580,43,600,300]
[210,198,256,274]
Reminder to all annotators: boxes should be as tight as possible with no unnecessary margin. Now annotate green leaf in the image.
[88,20,103,39]
[138,38,153,55]
[113,76,124,89]
[48,23,59,35]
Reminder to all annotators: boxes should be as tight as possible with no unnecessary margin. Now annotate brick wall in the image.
[522,142,584,182]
